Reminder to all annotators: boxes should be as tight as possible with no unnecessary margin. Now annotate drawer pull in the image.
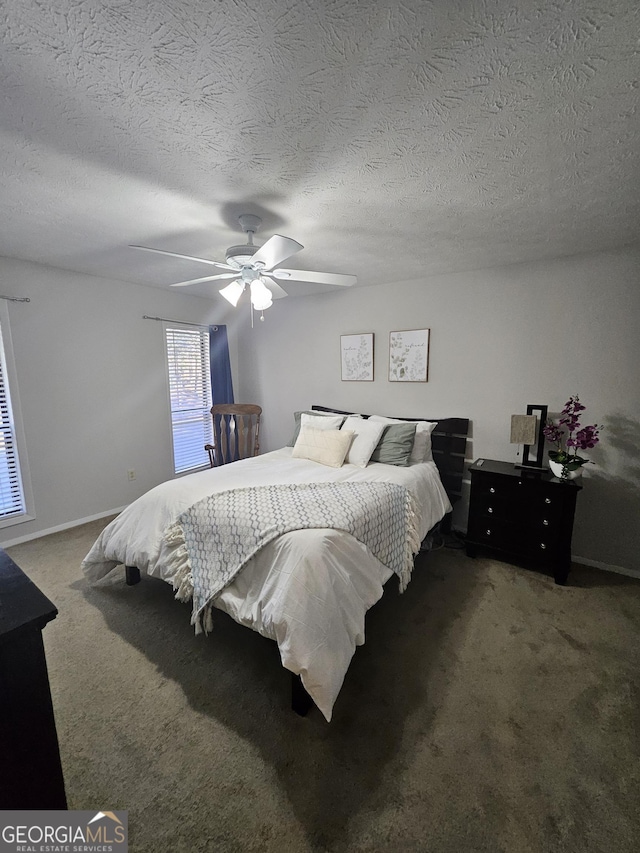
[489,487,496,494]
[540,543,547,550]
[544,497,552,504]
[488,507,493,514]
[518,480,522,486]
[486,529,491,536]
[542,519,549,526]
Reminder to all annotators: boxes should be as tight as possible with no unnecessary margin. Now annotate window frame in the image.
[0,301,34,528]
[163,323,213,475]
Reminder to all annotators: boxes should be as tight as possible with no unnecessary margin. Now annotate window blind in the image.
[0,324,26,518]
[165,326,213,474]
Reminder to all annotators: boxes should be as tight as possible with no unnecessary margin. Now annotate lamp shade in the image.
[219,280,244,307]
[510,414,537,445]
[250,279,273,311]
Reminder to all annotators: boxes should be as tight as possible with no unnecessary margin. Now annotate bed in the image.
[82,406,469,721]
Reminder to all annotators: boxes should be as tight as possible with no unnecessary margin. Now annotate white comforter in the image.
[82,448,451,720]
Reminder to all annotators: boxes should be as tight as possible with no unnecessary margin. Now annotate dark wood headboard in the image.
[312,406,470,509]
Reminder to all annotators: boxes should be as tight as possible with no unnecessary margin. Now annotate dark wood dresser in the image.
[0,547,67,808]
[465,459,582,584]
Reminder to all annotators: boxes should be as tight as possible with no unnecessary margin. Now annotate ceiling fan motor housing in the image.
[225,243,260,268]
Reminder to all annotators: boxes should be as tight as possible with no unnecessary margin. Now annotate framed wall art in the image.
[340,333,374,381]
[389,328,430,382]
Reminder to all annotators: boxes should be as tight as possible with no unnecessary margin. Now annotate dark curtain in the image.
[209,325,234,405]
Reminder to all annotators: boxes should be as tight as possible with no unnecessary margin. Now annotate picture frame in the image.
[340,333,374,381]
[389,329,430,382]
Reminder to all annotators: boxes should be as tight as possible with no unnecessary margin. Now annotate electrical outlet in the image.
[127,469,136,481]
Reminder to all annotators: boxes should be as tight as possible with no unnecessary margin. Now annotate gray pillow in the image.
[370,422,417,466]
[287,410,345,446]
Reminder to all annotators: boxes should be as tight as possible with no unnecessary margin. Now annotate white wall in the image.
[237,244,640,575]
[0,256,241,546]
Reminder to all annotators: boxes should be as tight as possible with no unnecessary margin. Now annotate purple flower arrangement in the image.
[543,395,602,477]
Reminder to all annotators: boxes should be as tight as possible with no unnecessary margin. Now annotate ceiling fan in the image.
[131,214,357,313]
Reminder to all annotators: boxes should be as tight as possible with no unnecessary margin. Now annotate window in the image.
[165,325,213,474]
[0,304,32,526]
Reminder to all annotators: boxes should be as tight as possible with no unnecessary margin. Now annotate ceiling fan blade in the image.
[250,235,303,271]
[130,245,232,269]
[170,272,240,287]
[272,268,357,287]
[261,276,289,300]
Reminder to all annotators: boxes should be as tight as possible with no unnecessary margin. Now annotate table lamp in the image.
[510,404,548,469]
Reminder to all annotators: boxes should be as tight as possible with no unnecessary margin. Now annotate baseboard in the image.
[572,556,640,580]
[0,507,126,549]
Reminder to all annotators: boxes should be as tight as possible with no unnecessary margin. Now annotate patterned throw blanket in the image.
[165,481,420,634]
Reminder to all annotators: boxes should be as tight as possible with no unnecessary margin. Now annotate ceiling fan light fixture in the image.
[219,280,245,306]
[250,279,273,311]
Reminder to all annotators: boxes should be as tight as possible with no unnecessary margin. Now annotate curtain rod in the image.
[0,295,30,303]
[143,314,217,330]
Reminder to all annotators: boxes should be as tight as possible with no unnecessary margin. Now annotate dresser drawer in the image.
[520,481,565,518]
[468,513,561,555]
[467,516,522,550]
[471,474,564,521]
[470,473,522,502]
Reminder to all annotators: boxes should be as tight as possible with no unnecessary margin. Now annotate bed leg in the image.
[440,511,453,535]
[125,566,141,586]
[291,673,313,716]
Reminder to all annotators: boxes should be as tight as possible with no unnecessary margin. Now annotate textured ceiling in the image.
[1,0,638,299]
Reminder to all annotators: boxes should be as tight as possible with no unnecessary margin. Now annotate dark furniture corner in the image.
[0,547,67,808]
[465,458,581,585]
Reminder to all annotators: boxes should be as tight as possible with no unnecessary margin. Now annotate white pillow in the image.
[341,416,386,468]
[292,426,355,468]
[287,410,347,446]
[300,413,344,432]
[369,415,438,463]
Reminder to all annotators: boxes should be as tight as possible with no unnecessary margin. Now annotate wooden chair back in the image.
[205,404,262,467]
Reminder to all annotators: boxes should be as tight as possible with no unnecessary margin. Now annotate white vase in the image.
[549,460,583,480]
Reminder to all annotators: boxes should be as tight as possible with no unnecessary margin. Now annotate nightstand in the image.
[465,459,582,584]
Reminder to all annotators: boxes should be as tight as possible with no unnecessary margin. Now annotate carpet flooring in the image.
[6,519,640,853]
